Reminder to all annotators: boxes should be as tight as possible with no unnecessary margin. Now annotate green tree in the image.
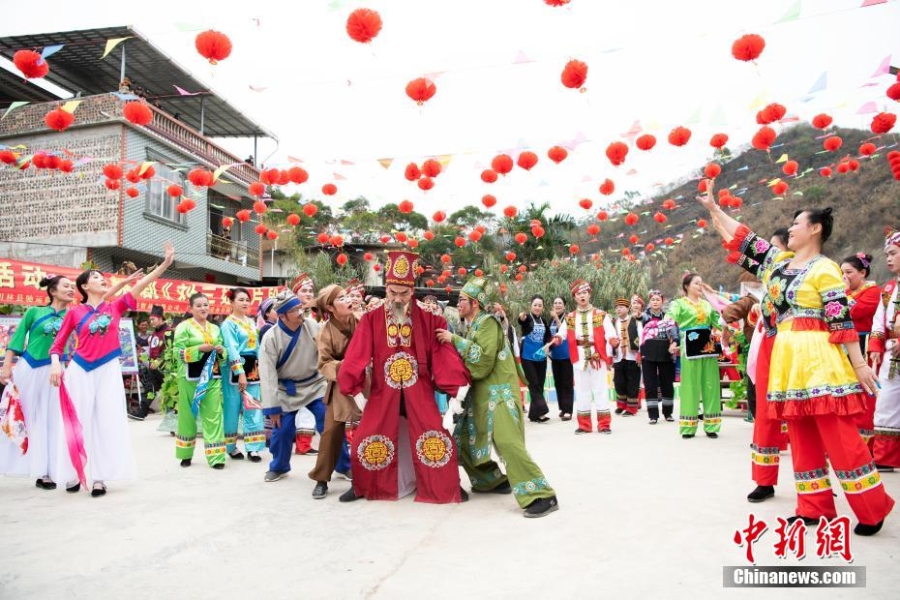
[449,205,495,228]
[377,203,428,232]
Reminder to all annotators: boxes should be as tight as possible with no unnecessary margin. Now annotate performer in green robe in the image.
[173,293,227,468]
[436,277,558,518]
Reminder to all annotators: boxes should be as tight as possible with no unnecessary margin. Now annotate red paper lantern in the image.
[569,244,580,255]
[454,236,466,248]
[848,159,860,172]
[0,150,18,164]
[704,163,721,179]
[772,181,788,195]
[288,166,309,184]
[417,176,434,191]
[398,199,415,214]
[189,168,213,187]
[887,82,900,102]
[457,267,467,276]
[628,234,639,244]
[404,162,420,181]
[249,182,265,197]
[394,232,408,243]
[500,265,509,274]
[482,194,497,208]
[13,50,49,79]
[406,78,437,105]
[812,114,833,130]
[820,167,833,178]
[561,59,588,90]
[32,153,48,169]
[782,160,799,176]
[624,213,639,226]
[260,169,280,185]
[468,230,482,243]
[635,134,656,151]
[423,230,435,241]
[668,126,691,147]
[363,252,374,261]
[578,198,593,210]
[373,264,382,272]
[751,126,777,151]
[596,210,609,222]
[823,136,842,152]
[266,230,278,240]
[176,201,191,214]
[514,232,528,245]
[276,170,290,186]
[125,187,139,198]
[531,226,545,238]
[547,146,568,163]
[698,179,709,193]
[303,203,318,217]
[505,251,517,262]
[322,183,337,196]
[481,169,498,183]
[491,154,514,175]
[518,265,528,273]
[222,217,235,228]
[346,8,382,43]
[756,102,786,125]
[654,212,667,224]
[426,279,434,287]
[433,211,446,222]
[441,254,452,264]
[336,253,349,266]
[421,159,442,178]
[236,209,251,223]
[195,30,233,65]
[167,184,183,198]
[697,218,708,228]
[587,224,600,236]
[710,133,729,149]
[731,34,765,62]
[316,232,330,245]
[123,101,153,126]
[380,235,392,244]
[58,159,74,173]
[730,196,743,208]
[253,200,267,214]
[503,206,518,218]
[599,179,615,195]
[286,213,301,226]
[44,108,74,132]
[125,169,141,183]
[103,164,124,180]
[605,141,629,166]
[836,161,850,174]
[517,151,538,170]
[859,143,877,157]
[871,112,896,135]
[254,224,268,235]
[515,274,524,282]
[662,199,676,210]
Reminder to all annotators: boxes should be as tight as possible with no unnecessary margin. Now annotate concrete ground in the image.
[1,404,897,600]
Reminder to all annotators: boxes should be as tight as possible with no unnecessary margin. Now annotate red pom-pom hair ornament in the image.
[599,179,615,195]
[811,113,832,130]
[731,33,765,62]
[44,107,74,132]
[13,50,49,79]
[668,126,691,147]
[491,154,514,175]
[322,183,337,196]
[635,134,656,151]
[871,112,896,135]
[859,143,877,157]
[421,159,442,178]
[195,30,232,65]
[710,133,729,149]
[517,151,538,171]
[404,162,421,181]
[123,101,153,126]
[346,8,382,44]
[482,194,497,208]
[605,141,628,166]
[481,169,498,183]
[417,176,434,191]
[561,59,588,91]
[782,160,799,176]
[547,146,568,163]
[823,136,842,152]
[406,77,437,105]
[751,126,777,151]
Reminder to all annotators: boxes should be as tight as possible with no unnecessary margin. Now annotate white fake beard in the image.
[391,301,408,320]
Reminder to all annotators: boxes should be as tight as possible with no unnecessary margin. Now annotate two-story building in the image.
[0,25,276,284]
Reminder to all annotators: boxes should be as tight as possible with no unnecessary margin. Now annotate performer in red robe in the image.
[338,250,471,504]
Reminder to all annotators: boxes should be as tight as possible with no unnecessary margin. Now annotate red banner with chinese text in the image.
[0,258,282,315]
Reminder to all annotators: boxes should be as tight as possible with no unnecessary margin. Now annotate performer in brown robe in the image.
[338,250,471,504]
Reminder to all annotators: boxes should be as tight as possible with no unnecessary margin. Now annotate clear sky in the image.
[2,0,899,215]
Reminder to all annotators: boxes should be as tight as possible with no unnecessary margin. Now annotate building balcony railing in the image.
[207,232,259,269]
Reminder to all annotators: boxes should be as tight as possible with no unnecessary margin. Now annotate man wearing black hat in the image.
[130,306,171,420]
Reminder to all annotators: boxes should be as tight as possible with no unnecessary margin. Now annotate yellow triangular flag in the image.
[767,178,782,187]
[138,161,155,176]
[212,163,234,182]
[775,153,789,164]
[437,154,453,169]
[61,100,82,114]
[377,158,394,170]
[101,37,132,59]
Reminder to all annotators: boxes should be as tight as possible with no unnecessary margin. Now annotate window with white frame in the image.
[144,155,187,226]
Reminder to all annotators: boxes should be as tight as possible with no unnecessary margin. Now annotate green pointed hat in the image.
[460,276,489,306]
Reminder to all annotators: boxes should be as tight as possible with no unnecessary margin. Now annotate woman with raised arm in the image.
[697,189,893,536]
[49,243,174,497]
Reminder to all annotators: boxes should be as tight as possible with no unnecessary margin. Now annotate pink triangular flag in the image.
[513,51,532,64]
[870,54,891,78]
[857,101,878,114]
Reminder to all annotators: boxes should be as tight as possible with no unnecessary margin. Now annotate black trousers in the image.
[521,359,549,419]
[642,360,676,419]
[613,359,641,398]
[746,376,756,419]
[550,358,574,415]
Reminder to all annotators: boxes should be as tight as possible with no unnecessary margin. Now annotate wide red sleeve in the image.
[850,285,880,333]
[430,313,471,397]
[49,308,78,359]
[337,310,375,397]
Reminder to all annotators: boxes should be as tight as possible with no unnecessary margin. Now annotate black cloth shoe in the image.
[126,410,145,422]
[212,463,225,470]
[574,428,590,435]
[35,478,56,490]
[747,485,775,503]
[787,515,821,526]
[459,487,469,502]
[614,408,624,415]
[473,480,512,494]
[229,451,245,460]
[66,482,80,493]
[682,434,695,439]
[248,452,262,463]
[524,495,559,518]
[706,432,718,439]
[664,415,675,422]
[875,464,895,472]
[180,459,192,467]
[312,482,328,499]
[854,520,884,536]
[91,483,107,498]
[339,488,361,503]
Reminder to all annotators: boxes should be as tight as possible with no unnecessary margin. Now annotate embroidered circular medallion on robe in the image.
[357,435,395,471]
[384,351,418,389]
[416,430,453,468]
